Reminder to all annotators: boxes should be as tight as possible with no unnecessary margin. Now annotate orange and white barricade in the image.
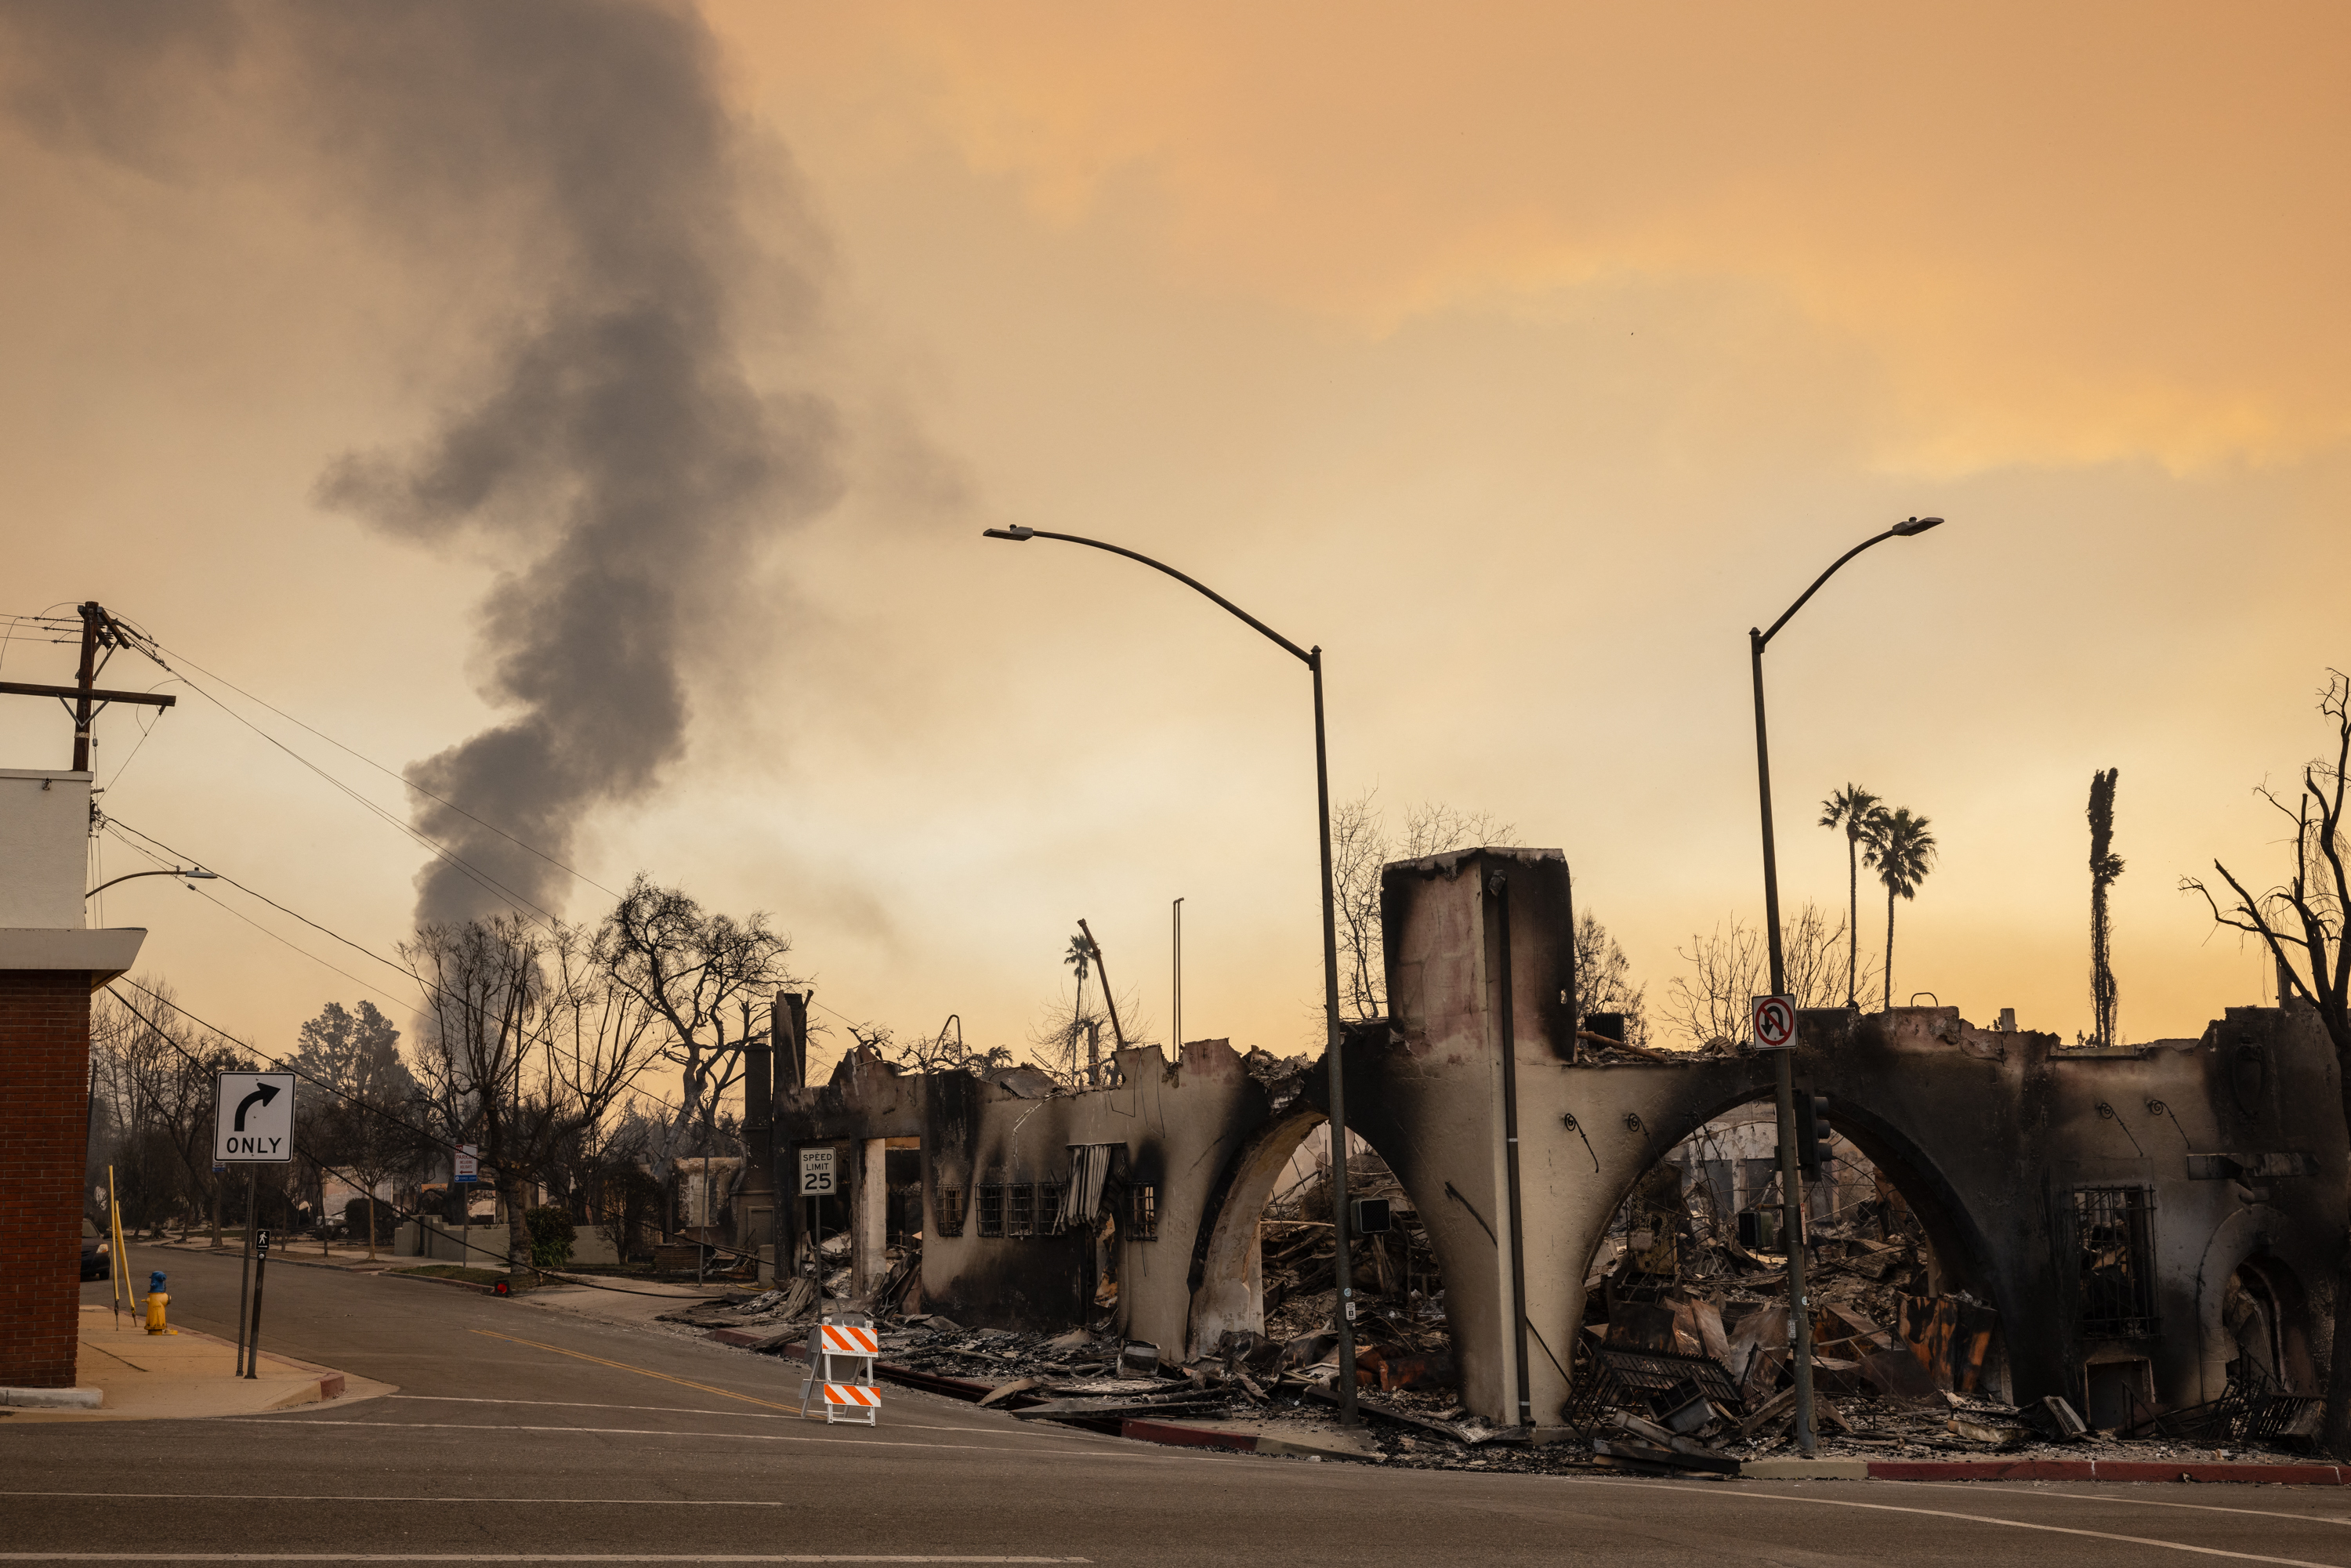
[800,1313,882,1425]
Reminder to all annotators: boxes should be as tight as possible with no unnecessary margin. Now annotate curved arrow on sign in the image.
[234,1081,281,1132]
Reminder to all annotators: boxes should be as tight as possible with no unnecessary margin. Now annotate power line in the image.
[101,981,738,1298]
[97,820,719,1143]
[149,639,618,901]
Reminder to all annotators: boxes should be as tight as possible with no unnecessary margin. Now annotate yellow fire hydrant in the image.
[144,1270,174,1335]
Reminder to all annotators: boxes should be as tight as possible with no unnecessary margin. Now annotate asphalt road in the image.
[5,1243,2349,1565]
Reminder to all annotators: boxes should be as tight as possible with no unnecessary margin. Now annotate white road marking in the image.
[1879,1480,2351,1528]
[207,1417,1148,1460]
[0,1557,1089,1563]
[0,1493,791,1507]
[1585,1476,2351,1566]
[378,1395,1039,1436]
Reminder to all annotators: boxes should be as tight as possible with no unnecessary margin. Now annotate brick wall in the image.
[0,972,93,1389]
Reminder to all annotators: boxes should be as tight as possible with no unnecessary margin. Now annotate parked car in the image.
[81,1217,110,1281]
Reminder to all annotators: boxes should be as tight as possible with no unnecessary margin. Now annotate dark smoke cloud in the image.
[1,0,844,925]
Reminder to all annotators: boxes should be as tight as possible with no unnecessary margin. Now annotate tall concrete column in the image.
[850,1138,889,1300]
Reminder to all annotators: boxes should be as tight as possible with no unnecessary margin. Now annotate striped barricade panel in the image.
[819,1324,880,1356]
[822,1381,880,1424]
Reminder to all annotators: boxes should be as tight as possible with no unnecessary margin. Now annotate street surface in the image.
[3,1241,2348,1564]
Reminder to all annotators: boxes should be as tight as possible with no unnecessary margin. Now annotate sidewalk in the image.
[0,1306,393,1423]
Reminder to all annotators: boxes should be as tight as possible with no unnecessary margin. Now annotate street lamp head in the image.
[981,527,1036,541]
[1889,516,1944,537]
[184,871,219,881]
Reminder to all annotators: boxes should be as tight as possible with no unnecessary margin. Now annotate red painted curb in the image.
[1121,1418,1257,1453]
[1867,1458,2347,1486]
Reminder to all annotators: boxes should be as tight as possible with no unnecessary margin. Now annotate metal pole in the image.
[979,527,1357,1421]
[234,1165,257,1376]
[1172,898,1183,1054]
[1751,628,1816,1457]
[1313,651,1359,1427]
[245,1225,270,1379]
[1491,872,1534,1428]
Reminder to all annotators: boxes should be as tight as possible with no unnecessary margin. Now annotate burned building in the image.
[773,845,2346,1433]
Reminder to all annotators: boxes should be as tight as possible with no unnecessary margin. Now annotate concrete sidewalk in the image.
[0,1305,392,1422]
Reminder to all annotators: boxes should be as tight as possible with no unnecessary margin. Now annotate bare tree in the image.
[2088,768,2124,1046]
[90,982,254,1237]
[1572,910,1650,1046]
[880,1014,1013,1077]
[289,1001,429,1261]
[592,875,797,1168]
[2183,669,2351,1454]
[1028,983,1146,1085]
[1331,788,1518,1021]
[404,918,665,1276]
[1661,902,1870,1049]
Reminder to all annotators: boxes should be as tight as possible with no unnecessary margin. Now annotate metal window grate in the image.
[1132,1183,1159,1240]
[2074,1186,2159,1338]
[936,1186,965,1238]
[1036,1182,1064,1236]
[1007,1182,1035,1237]
[977,1185,1005,1238]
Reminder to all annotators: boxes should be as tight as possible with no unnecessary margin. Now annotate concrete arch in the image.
[1555,1074,2016,1394]
[1185,1103,1433,1361]
[2192,1208,2320,1402]
[1186,1105,1326,1357]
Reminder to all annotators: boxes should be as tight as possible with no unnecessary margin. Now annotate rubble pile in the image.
[1567,1162,2322,1472]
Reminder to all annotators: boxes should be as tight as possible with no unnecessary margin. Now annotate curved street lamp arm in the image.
[983,527,1313,667]
[86,867,218,900]
[1756,529,1900,648]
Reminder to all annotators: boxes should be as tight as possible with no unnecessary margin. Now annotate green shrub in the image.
[524,1205,576,1269]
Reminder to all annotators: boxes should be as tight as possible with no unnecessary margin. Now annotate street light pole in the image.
[1748,516,1942,1459]
[983,525,1362,1425]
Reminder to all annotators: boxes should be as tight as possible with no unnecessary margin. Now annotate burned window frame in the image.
[1006,1182,1036,1238]
[936,1185,966,1238]
[2073,1184,2160,1338]
[976,1183,1005,1239]
[1037,1182,1064,1236]
[1132,1182,1159,1240]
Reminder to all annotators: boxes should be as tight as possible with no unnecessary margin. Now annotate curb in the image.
[724,1332,2351,1488]
[1,1385,103,1410]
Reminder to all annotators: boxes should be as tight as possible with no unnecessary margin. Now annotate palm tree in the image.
[1063,932,1092,1021]
[1865,807,1937,1011]
[1819,784,1884,1008]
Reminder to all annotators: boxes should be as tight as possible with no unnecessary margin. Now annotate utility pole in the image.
[1746,516,1944,1459]
[0,602,176,769]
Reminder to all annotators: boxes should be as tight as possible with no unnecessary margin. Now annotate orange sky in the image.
[3,2,2346,1077]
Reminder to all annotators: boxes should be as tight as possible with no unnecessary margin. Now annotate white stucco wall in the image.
[0,770,89,929]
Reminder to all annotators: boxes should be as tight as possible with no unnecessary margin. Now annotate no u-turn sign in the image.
[1751,995,1798,1052]
[215,1072,297,1163]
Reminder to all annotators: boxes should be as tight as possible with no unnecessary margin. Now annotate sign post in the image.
[245,1227,270,1379]
[798,1148,835,1290]
[215,1073,293,1378]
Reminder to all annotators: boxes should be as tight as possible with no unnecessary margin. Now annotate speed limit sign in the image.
[799,1146,837,1197]
[1751,994,1798,1051]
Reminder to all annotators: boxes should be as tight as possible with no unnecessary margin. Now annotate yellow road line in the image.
[471,1330,803,1415]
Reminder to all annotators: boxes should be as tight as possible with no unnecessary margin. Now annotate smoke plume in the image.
[2,0,843,924]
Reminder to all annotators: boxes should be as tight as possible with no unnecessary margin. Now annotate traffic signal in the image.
[1795,1091,1832,1172]
[1352,1197,1393,1236]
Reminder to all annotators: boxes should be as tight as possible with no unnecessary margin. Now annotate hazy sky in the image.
[4,2,2345,1081]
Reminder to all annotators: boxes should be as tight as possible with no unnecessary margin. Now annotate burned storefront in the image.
[770,844,2347,1450]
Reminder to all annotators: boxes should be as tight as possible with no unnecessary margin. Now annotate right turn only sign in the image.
[1751,995,1798,1051]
